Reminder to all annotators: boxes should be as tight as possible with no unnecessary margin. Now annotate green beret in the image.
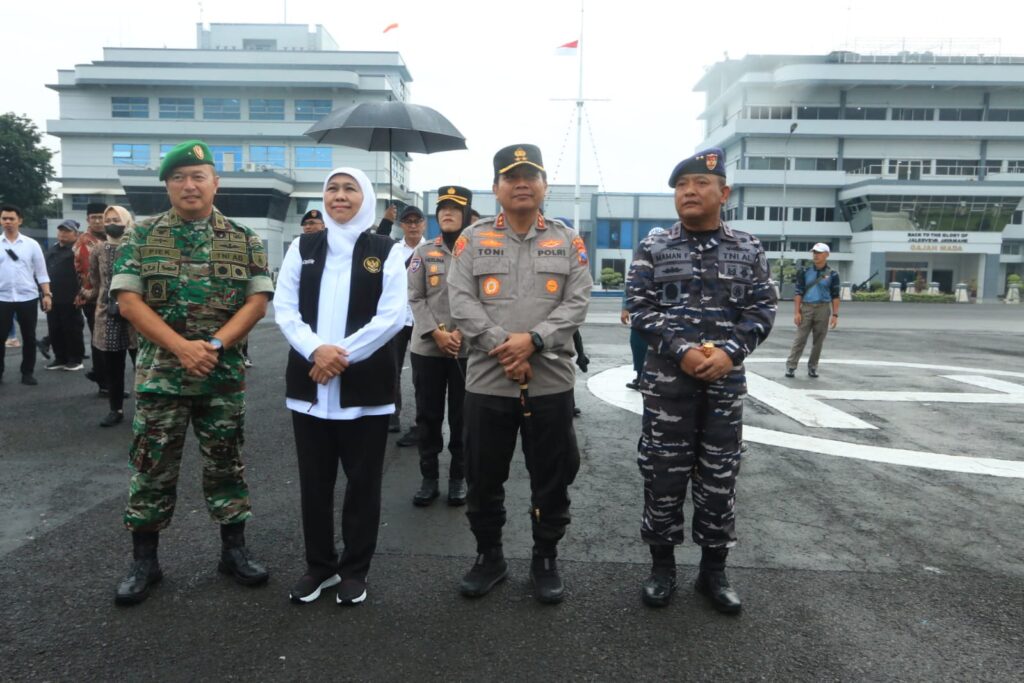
[158,140,215,181]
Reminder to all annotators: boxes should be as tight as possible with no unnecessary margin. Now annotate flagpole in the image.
[573,1,584,233]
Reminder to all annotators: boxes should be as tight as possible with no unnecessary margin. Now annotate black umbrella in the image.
[304,101,467,202]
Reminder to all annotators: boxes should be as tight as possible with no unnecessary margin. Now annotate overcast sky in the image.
[5,0,1024,195]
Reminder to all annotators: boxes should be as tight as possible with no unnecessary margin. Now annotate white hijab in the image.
[321,166,377,234]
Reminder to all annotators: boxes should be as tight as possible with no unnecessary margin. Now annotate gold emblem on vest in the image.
[363,256,382,274]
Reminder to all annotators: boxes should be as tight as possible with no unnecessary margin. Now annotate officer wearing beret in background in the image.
[109,139,275,605]
[627,148,776,612]
[448,144,592,604]
[406,186,473,507]
[300,209,325,235]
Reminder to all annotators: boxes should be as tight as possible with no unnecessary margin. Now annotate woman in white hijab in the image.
[276,167,407,606]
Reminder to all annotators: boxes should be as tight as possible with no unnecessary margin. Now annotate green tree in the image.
[600,267,624,289]
[0,113,55,223]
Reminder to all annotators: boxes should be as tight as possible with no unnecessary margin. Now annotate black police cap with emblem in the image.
[301,209,323,224]
[435,186,473,212]
[493,144,545,180]
[668,147,727,187]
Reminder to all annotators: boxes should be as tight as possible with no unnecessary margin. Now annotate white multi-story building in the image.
[47,23,413,268]
[694,51,1024,299]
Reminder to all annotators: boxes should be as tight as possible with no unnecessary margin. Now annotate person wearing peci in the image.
[85,205,139,426]
[276,167,406,606]
[627,148,776,612]
[109,140,274,605]
[406,186,473,507]
[784,243,840,378]
[448,144,592,604]
[75,201,108,394]
[43,219,87,372]
[0,204,52,385]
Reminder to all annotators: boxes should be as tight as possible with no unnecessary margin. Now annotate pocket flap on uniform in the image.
[534,257,570,275]
[472,257,510,276]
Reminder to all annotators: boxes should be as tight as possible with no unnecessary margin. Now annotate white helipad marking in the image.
[943,375,1024,394]
[746,373,876,429]
[587,363,1024,479]
[801,390,1024,404]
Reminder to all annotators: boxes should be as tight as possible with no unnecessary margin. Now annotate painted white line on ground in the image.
[942,375,1024,394]
[743,357,1024,380]
[802,390,1024,404]
[746,373,876,429]
[587,363,1024,479]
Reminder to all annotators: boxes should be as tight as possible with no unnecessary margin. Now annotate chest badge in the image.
[545,279,559,294]
[482,276,501,297]
[363,256,382,273]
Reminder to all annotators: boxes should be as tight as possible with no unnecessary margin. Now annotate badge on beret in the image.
[409,255,422,273]
[363,256,382,273]
[705,153,718,171]
[453,235,468,257]
[193,145,205,161]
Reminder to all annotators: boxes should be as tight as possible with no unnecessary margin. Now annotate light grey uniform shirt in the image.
[447,214,592,398]
[407,235,467,358]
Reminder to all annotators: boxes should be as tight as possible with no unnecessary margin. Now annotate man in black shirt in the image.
[44,220,86,371]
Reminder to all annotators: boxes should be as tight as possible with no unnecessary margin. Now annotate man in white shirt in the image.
[390,205,428,446]
[276,167,406,606]
[0,204,52,385]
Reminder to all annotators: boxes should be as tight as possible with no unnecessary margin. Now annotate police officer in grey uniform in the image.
[627,148,776,612]
[448,144,592,604]
[407,186,474,506]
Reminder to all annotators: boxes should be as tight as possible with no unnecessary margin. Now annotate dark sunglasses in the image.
[4,248,18,261]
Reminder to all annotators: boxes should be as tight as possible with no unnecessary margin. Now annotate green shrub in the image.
[600,267,624,289]
[852,290,890,302]
[1008,274,1022,286]
[903,293,955,303]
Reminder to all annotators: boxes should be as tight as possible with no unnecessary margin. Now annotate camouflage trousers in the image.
[123,391,252,532]
[638,372,745,548]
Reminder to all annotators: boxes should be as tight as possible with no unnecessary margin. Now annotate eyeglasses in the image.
[4,248,18,261]
[401,217,425,225]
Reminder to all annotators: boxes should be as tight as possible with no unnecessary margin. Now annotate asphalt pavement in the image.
[1,300,1022,681]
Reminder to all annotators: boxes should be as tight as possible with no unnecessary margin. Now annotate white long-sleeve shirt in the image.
[0,233,49,302]
[276,224,407,420]
[396,236,426,326]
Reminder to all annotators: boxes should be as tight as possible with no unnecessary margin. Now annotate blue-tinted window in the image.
[249,99,285,121]
[426,217,440,240]
[295,99,332,121]
[112,144,150,166]
[209,145,244,171]
[159,98,194,119]
[250,145,286,168]
[596,220,633,249]
[295,146,331,168]
[112,97,148,118]
[203,98,241,120]
[159,144,174,159]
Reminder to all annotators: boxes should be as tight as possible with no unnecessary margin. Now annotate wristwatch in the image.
[209,337,224,354]
[530,332,544,352]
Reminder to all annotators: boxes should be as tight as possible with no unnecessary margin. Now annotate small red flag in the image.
[383,22,399,34]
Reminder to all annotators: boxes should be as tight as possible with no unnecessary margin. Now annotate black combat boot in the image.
[641,544,677,608]
[115,531,163,606]
[459,547,508,598]
[529,552,564,605]
[447,478,467,506]
[412,478,440,507]
[217,522,269,586]
[695,546,741,614]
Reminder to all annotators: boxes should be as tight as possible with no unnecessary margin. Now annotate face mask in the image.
[105,225,125,238]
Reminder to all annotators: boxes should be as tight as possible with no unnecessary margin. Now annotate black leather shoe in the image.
[21,374,37,386]
[447,479,467,506]
[530,556,564,604]
[37,339,51,360]
[572,406,581,417]
[100,411,124,427]
[784,367,795,378]
[459,549,508,598]
[412,478,439,507]
[695,570,742,614]
[625,378,640,390]
[641,568,677,607]
[396,427,418,447]
[217,523,269,586]
[808,368,819,378]
[115,532,162,605]
[387,414,401,433]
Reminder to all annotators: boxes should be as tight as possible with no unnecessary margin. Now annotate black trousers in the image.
[463,389,580,557]
[103,348,136,411]
[82,302,106,387]
[0,300,38,377]
[390,325,413,418]
[46,302,84,365]
[291,412,388,581]
[410,352,466,480]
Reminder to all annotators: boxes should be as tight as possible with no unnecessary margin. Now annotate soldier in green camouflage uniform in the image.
[109,139,275,605]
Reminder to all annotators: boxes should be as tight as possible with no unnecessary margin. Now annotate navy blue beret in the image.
[668,147,726,187]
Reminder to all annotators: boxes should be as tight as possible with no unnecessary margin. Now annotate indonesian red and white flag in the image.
[556,40,579,56]
[383,22,399,34]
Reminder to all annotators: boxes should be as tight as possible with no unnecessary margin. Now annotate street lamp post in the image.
[779,121,798,288]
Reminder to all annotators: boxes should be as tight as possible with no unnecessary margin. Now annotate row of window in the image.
[745,105,1024,122]
[843,158,1024,176]
[111,97,333,122]
[742,206,837,222]
[111,143,332,169]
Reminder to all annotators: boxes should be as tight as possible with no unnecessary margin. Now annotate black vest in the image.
[284,230,396,408]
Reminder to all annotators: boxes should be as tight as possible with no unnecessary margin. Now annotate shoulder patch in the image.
[409,255,422,273]
[453,234,469,258]
[572,235,588,265]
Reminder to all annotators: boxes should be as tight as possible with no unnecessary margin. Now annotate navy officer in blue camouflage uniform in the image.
[627,148,776,612]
